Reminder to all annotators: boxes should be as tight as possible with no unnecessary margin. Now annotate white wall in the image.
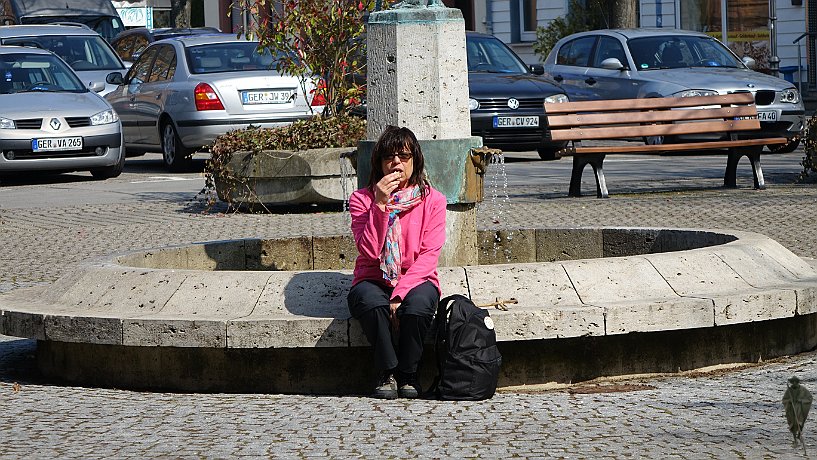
[776,1,808,84]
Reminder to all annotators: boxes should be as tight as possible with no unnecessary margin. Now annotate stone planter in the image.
[214,147,357,207]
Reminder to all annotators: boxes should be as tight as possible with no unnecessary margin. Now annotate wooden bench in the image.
[543,93,790,198]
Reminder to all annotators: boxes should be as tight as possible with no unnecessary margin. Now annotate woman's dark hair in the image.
[368,125,429,197]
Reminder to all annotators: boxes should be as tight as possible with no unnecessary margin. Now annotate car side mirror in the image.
[600,58,626,70]
[106,72,124,85]
[88,81,105,93]
[742,56,756,69]
[529,64,545,75]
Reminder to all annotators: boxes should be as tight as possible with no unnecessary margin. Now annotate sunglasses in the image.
[382,151,413,162]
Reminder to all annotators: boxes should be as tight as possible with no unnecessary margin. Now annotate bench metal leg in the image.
[725,147,765,190]
[569,154,608,198]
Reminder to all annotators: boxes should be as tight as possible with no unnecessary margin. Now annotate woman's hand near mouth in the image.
[375,171,403,210]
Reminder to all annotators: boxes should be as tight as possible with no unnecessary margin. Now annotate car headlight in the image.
[544,94,569,104]
[90,109,119,126]
[468,98,480,111]
[780,88,800,104]
[674,90,718,98]
[0,117,14,129]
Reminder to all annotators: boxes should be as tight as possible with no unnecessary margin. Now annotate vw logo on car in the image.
[507,98,520,110]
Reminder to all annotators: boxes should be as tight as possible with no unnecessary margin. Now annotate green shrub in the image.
[210,115,366,155]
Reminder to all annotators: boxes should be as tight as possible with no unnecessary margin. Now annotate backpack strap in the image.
[423,294,465,398]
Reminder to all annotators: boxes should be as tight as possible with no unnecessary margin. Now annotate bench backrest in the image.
[545,93,761,142]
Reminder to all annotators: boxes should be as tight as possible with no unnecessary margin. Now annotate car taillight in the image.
[195,82,224,111]
[311,79,327,107]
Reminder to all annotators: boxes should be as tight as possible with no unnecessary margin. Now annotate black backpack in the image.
[429,294,502,400]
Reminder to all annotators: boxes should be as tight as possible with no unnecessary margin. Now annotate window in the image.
[522,0,537,32]
[114,36,134,62]
[147,46,176,82]
[592,36,627,68]
[556,37,596,67]
[127,46,159,84]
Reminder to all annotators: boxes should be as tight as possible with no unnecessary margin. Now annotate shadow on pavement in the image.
[0,337,44,385]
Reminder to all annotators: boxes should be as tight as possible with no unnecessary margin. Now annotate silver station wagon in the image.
[543,29,806,152]
[105,34,321,171]
[0,46,125,179]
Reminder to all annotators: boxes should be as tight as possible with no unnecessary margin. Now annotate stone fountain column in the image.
[357,5,482,266]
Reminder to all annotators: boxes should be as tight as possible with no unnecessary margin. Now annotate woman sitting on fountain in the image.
[347,125,447,399]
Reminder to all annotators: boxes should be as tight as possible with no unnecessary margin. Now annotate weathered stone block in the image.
[313,235,358,270]
[123,319,226,348]
[536,228,603,262]
[46,315,122,345]
[713,289,797,325]
[227,318,348,348]
[477,229,536,264]
[604,298,714,334]
[602,228,660,257]
[185,240,246,270]
[246,237,311,271]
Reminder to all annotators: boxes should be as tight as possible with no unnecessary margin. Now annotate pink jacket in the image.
[349,185,447,302]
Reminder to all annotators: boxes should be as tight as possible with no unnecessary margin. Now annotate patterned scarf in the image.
[380,185,424,286]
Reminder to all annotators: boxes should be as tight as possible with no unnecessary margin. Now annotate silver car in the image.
[104,34,321,171]
[543,29,806,151]
[0,46,125,178]
[0,24,127,95]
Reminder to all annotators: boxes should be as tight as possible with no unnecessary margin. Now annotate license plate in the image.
[241,90,294,105]
[31,137,83,152]
[757,110,778,121]
[493,116,539,128]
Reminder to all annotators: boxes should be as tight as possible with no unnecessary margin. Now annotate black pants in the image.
[348,280,439,375]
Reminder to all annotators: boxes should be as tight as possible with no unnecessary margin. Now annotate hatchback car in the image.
[467,32,568,159]
[0,24,126,95]
[104,34,322,171]
[543,29,805,152]
[0,46,125,179]
[110,27,221,66]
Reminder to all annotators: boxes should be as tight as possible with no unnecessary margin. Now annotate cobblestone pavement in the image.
[1,153,817,458]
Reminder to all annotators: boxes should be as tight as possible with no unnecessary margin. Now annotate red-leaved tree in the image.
[234,0,373,117]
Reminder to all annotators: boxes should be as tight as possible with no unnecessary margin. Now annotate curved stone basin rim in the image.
[2,227,816,350]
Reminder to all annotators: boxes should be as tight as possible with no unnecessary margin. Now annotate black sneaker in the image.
[397,372,421,399]
[371,372,398,400]
[398,382,421,399]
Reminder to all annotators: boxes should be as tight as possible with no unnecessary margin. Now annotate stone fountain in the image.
[1,5,817,394]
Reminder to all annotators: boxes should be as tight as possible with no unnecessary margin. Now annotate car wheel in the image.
[90,147,126,180]
[537,143,566,161]
[162,121,193,172]
[768,138,801,154]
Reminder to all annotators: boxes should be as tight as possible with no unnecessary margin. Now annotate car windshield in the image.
[466,35,528,73]
[19,16,126,42]
[628,35,743,70]
[1,35,124,71]
[185,42,279,74]
[0,52,87,94]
